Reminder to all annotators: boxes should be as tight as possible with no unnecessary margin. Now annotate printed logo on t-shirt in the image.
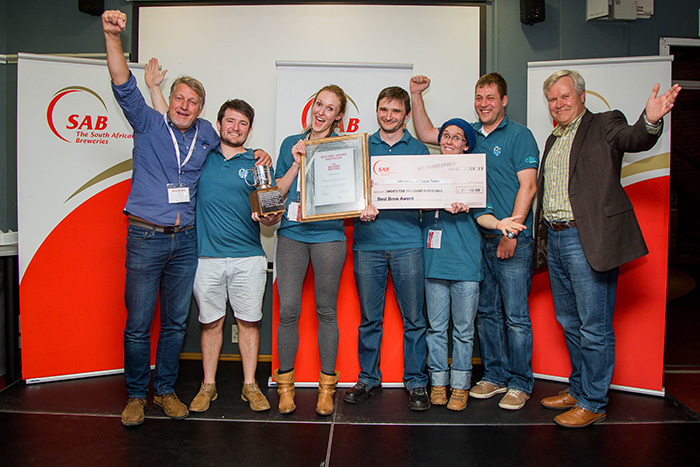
[493,145,502,157]
[238,168,246,179]
[525,156,537,165]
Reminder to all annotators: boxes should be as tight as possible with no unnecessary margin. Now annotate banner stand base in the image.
[534,372,665,398]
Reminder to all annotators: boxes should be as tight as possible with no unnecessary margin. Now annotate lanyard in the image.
[164,113,198,182]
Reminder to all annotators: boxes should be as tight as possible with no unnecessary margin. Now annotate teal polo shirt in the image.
[423,206,492,282]
[473,116,539,236]
[353,129,429,251]
[196,146,266,258]
[275,132,346,244]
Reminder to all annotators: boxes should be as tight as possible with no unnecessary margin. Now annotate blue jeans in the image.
[354,248,428,390]
[476,235,534,393]
[425,279,479,390]
[547,226,618,413]
[123,225,198,399]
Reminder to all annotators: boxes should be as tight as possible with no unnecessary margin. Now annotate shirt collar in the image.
[369,128,411,146]
[552,110,585,137]
[474,115,510,136]
[212,143,254,160]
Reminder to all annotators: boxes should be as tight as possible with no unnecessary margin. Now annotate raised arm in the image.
[409,75,440,145]
[144,57,169,114]
[645,83,681,124]
[102,10,130,86]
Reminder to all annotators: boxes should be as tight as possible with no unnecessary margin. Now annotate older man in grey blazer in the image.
[534,69,680,428]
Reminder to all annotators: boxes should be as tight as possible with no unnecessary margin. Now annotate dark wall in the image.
[491,0,698,125]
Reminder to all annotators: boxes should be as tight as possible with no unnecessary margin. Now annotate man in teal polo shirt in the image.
[344,86,431,411]
[410,73,539,411]
[189,99,281,414]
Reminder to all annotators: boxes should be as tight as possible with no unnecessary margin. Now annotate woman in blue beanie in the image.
[424,118,524,411]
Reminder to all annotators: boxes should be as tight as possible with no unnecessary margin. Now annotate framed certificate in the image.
[300,133,370,222]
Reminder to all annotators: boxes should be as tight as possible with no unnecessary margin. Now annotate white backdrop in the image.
[138,4,481,158]
[17,54,145,278]
[274,61,412,150]
[138,4,481,256]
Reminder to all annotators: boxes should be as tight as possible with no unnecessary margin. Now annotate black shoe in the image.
[408,387,431,411]
[344,382,382,404]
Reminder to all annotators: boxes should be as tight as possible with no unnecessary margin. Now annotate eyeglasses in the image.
[441,133,465,143]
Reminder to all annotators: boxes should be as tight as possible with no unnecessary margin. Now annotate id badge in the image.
[167,183,190,203]
[427,229,442,249]
[287,201,301,222]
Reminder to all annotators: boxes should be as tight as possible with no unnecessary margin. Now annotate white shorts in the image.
[193,256,267,324]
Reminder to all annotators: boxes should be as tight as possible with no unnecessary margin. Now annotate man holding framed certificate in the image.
[344,86,431,411]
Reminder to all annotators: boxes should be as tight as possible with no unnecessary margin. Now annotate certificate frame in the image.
[300,133,370,222]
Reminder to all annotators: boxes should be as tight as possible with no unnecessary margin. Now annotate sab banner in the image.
[17,54,153,382]
[527,56,672,395]
[272,62,412,386]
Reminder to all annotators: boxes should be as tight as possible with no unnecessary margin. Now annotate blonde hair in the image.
[543,70,585,96]
[169,75,206,110]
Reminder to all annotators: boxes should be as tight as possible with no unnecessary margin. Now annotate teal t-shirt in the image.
[196,146,266,258]
[423,205,492,281]
[275,132,345,243]
[473,116,539,236]
[352,130,429,251]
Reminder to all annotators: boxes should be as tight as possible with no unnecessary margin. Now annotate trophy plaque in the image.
[245,165,286,216]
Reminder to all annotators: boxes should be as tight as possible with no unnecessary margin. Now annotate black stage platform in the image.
[1,360,698,465]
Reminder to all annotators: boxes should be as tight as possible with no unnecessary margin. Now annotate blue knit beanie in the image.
[438,118,477,154]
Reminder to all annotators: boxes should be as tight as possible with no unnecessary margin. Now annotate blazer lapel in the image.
[568,110,592,182]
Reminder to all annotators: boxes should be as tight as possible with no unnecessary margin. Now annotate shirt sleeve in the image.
[111,72,161,135]
[512,128,540,173]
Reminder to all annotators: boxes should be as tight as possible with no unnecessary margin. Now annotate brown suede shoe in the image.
[189,382,218,413]
[153,393,189,420]
[541,389,577,410]
[121,398,147,426]
[242,381,271,412]
[430,386,448,406]
[447,389,468,412]
[554,406,606,428]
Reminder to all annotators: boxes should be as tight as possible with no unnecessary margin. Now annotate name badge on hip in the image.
[167,183,190,204]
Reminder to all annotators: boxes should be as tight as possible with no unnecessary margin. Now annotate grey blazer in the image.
[534,109,662,272]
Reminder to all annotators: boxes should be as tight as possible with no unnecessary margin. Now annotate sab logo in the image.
[300,93,361,134]
[47,86,109,143]
[372,159,391,176]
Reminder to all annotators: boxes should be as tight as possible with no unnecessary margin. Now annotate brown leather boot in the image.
[273,369,296,414]
[317,371,340,416]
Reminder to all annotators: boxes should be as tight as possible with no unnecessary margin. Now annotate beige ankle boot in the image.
[316,371,340,416]
[273,369,296,414]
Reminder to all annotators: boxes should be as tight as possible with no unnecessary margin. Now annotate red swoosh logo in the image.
[47,89,81,143]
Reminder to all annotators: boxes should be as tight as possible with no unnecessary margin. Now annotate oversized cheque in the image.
[371,154,487,209]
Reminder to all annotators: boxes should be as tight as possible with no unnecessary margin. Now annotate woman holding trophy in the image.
[273,85,349,416]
